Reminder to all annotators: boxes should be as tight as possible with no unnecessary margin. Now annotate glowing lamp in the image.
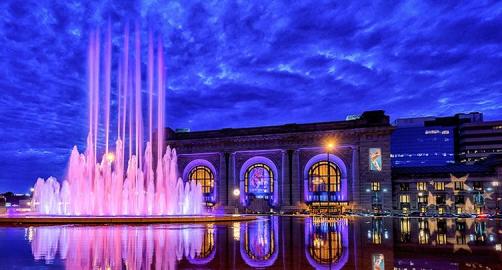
[233,188,240,197]
[106,152,115,163]
[30,188,35,193]
[493,181,500,187]
[326,142,335,151]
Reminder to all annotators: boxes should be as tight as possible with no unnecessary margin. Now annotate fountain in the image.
[30,22,204,216]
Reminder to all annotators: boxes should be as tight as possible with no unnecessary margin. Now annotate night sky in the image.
[1,1,501,192]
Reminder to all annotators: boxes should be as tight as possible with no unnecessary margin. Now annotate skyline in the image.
[1,1,502,192]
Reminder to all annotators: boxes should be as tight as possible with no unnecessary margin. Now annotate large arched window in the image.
[189,166,214,194]
[307,219,344,265]
[244,163,274,197]
[308,161,341,192]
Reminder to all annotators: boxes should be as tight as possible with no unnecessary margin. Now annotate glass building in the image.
[391,126,455,167]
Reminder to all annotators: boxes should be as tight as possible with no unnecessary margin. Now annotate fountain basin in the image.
[0,214,256,225]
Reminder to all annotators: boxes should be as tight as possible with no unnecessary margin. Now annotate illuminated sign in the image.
[372,254,385,270]
[369,148,382,171]
[424,129,450,135]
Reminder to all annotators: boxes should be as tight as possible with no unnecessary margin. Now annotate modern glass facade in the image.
[391,126,455,167]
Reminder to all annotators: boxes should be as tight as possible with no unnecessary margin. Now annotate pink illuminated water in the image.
[30,24,204,216]
[30,224,215,269]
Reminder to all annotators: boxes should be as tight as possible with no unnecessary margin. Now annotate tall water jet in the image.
[31,23,204,216]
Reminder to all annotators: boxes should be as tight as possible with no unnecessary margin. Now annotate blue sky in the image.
[1,0,501,192]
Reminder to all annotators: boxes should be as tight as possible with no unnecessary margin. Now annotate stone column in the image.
[228,152,237,207]
[291,150,302,205]
[280,150,288,206]
[351,146,360,210]
[218,152,228,206]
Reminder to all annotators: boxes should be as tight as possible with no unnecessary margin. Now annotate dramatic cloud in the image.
[0,0,501,191]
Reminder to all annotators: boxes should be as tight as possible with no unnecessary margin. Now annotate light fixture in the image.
[233,188,240,197]
[106,152,115,163]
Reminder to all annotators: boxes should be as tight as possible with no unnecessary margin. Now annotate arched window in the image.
[308,161,341,192]
[244,163,274,196]
[196,225,215,259]
[308,222,344,264]
[189,166,214,194]
[244,219,275,261]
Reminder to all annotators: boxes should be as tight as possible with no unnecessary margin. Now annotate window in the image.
[189,166,215,194]
[454,181,464,191]
[308,161,341,192]
[434,182,445,191]
[400,183,409,191]
[400,195,410,203]
[418,195,428,204]
[436,195,446,205]
[474,193,484,205]
[454,195,465,204]
[371,182,381,192]
[438,207,445,215]
[245,163,274,195]
[417,182,427,191]
[472,181,483,191]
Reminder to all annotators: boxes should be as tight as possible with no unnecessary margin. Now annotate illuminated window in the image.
[195,225,215,259]
[417,182,427,191]
[438,207,445,214]
[245,163,274,196]
[454,181,464,191]
[308,161,341,192]
[434,182,445,191]
[437,233,447,245]
[417,195,428,204]
[419,206,427,213]
[418,229,429,244]
[399,195,410,203]
[244,219,275,261]
[371,182,381,192]
[309,223,344,264]
[189,166,215,194]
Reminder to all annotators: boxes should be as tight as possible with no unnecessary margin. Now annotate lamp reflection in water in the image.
[240,217,279,268]
[29,224,215,269]
[305,217,349,270]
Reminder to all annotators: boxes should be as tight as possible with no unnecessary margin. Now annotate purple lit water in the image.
[0,217,501,269]
[30,24,203,216]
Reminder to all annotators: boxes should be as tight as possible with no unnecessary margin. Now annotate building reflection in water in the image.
[29,224,216,269]
[20,217,502,269]
[239,216,279,268]
[305,217,349,270]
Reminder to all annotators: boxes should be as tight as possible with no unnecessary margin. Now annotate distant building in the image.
[459,120,502,163]
[391,112,482,167]
[391,156,502,215]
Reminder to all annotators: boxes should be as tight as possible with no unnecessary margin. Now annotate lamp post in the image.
[326,142,335,216]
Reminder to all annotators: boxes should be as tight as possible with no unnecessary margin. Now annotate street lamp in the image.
[325,141,336,216]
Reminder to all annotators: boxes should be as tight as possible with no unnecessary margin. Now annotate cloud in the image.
[0,0,501,191]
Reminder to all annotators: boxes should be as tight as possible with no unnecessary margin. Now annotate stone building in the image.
[165,111,393,213]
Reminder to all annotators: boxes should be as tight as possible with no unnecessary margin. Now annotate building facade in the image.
[391,112,482,167]
[459,120,502,163]
[164,111,393,213]
[391,160,502,215]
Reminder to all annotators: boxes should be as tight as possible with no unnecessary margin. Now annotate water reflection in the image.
[305,217,348,270]
[30,224,216,269]
[2,216,501,269]
[240,216,278,268]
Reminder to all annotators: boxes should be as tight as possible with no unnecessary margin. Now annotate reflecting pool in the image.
[0,217,501,269]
